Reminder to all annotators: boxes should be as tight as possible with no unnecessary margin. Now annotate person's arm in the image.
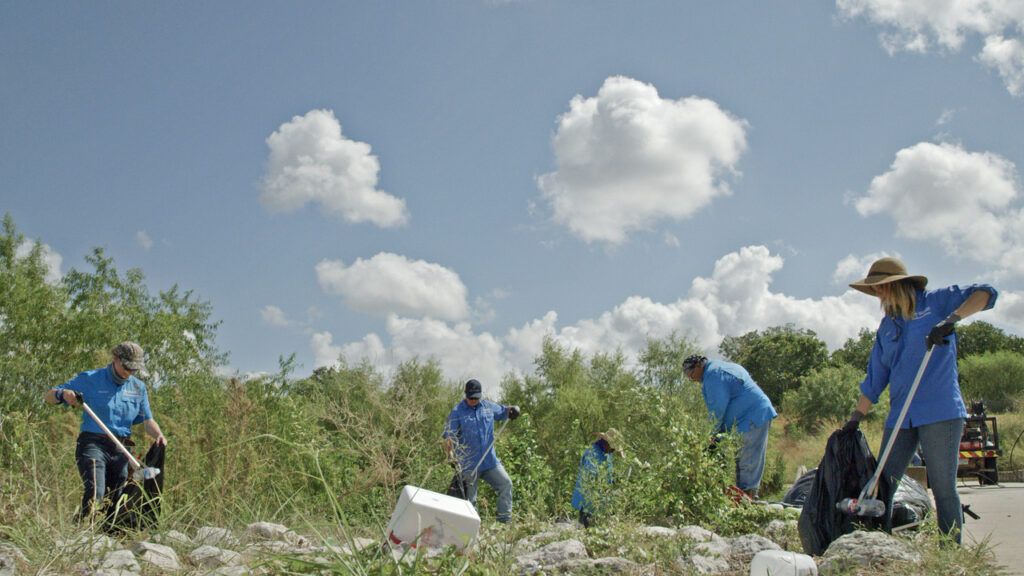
[955,289,993,319]
[142,418,167,446]
[928,289,996,347]
[45,388,80,407]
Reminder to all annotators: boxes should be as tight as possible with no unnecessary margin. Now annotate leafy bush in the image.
[782,364,863,432]
[719,324,829,405]
[959,350,1024,413]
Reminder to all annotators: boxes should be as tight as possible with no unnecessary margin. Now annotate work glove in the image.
[926,313,961,349]
[841,410,865,434]
[508,405,521,420]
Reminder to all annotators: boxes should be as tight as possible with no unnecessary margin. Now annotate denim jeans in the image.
[736,421,771,493]
[879,418,965,543]
[462,463,513,522]
[75,432,130,519]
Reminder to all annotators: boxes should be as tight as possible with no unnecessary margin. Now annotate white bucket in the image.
[384,485,481,552]
[749,549,818,576]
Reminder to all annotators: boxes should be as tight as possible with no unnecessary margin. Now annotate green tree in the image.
[637,331,703,391]
[782,364,863,432]
[718,324,829,405]
[0,215,72,413]
[830,328,875,371]
[957,321,1024,360]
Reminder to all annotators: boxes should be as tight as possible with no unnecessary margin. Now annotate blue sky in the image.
[4,2,1024,390]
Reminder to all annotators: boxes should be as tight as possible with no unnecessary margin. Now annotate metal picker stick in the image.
[78,398,161,481]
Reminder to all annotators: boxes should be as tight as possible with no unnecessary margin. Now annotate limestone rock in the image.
[190,544,243,568]
[132,541,181,571]
[677,525,719,543]
[0,542,27,576]
[154,530,192,547]
[819,531,920,573]
[99,549,141,572]
[515,539,589,570]
[245,522,299,545]
[727,533,781,557]
[195,526,237,547]
[638,526,677,539]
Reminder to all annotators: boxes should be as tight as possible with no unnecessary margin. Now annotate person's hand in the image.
[508,405,521,420]
[841,410,865,434]
[58,389,80,407]
[927,313,961,349]
[154,434,168,447]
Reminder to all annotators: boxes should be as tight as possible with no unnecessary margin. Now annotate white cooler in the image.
[385,485,481,552]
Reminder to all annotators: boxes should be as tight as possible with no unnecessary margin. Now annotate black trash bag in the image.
[797,428,893,556]
[103,442,165,534]
[783,468,817,507]
[787,467,931,529]
[446,471,468,500]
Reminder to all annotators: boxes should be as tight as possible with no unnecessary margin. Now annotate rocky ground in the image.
[0,513,926,576]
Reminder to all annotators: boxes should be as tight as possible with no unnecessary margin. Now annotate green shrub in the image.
[782,364,863,433]
[959,350,1024,413]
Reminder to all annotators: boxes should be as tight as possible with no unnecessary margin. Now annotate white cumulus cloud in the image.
[316,252,470,320]
[836,0,1024,96]
[979,35,1024,96]
[832,252,897,285]
[261,305,294,328]
[853,141,1024,275]
[537,76,749,244]
[260,109,409,227]
[321,246,889,394]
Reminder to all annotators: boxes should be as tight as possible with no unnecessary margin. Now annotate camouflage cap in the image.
[111,342,145,371]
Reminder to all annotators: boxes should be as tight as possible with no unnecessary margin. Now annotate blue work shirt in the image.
[57,365,153,437]
[443,399,508,473]
[572,441,613,514]
[701,360,777,434]
[860,284,997,429]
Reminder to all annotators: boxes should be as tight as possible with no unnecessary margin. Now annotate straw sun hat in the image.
[596,428,624,452]
[848,257,928,296]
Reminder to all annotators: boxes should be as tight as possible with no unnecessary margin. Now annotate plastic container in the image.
[385,485,480,552]
[750,550,817,576]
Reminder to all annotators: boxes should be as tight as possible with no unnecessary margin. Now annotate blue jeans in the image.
[462,463,513,522]
[75,432,130,519]
[736,421,771,493]
[879,418,964,543]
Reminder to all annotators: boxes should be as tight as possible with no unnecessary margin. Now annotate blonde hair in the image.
[881,279,917,320]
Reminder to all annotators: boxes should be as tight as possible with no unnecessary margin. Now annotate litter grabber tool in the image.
[74,391,161,482]
[837,346,934,518]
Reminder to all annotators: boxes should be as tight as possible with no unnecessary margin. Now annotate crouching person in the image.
[572,429,621,528]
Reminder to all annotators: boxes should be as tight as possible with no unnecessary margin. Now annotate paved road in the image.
[961,482,1024,575]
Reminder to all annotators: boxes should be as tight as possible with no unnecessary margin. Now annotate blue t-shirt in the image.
[443,399,508,472]
[701,360,777,434]
[860,284,997,429]
[57,365,153,437]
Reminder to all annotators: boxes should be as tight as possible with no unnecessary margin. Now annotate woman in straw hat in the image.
[572,428,622,528]
[845,257,996,544]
